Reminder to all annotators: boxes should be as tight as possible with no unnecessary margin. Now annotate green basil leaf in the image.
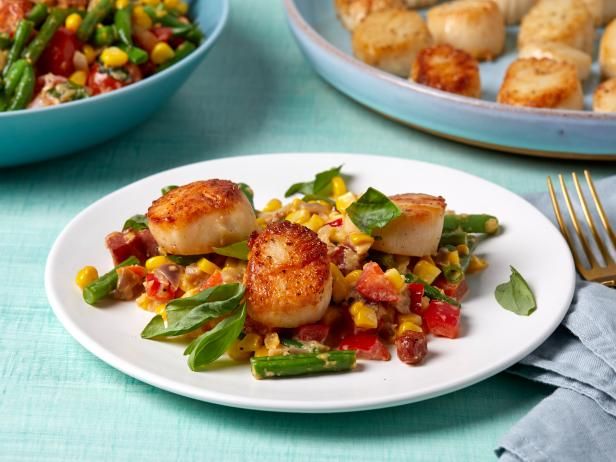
[284,166,342,198]
[167,254,202,266]
[238,182,255,209]
[161,185,178,195]
[122,214,148,231]
[212,240,249,260]
[140,283,245,339]
[494,266,536,316]
[347,187,401,235]
[185,302,247,370]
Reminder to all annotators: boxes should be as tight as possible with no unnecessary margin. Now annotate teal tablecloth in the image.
[2,2,616,461]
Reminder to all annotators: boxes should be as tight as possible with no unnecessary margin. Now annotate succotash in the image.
[0,0,202,112]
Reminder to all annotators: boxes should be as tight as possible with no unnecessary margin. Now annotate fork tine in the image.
[558,174,599,268]
[584,170,616,249]
[547,176,585,270]
[572,172,614,265]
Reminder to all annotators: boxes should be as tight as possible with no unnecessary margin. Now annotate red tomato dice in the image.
[423,301,460,339]
[356,262,399,303]
[339,333,391,361]
[38,27,80,77]
[202,271,223,289]
[408,282,424,313]
[145,273,177,302]
[433,277,469,302]
[295,324,330,343]
[152,26,173,42]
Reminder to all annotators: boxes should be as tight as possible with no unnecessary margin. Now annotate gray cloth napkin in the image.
[496,177,616,462]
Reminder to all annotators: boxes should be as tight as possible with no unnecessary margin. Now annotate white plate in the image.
[45,153,575,413]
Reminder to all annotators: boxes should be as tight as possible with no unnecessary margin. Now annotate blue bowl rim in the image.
[0,0,229,119]
[284,0,616,121]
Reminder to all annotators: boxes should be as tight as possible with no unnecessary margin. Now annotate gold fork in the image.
[547,170,616,287]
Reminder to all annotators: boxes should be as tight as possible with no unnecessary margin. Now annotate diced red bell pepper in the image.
[408,282,424,313]
[356,262,399,304]
[423,301,460,339]
[202,271,223,289]
[433,277,469,302]
[295,323,330,343]
[339,333,391,361]
[145,273,177,302]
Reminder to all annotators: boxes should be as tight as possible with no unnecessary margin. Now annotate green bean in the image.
[443,213,499,234]
[442,264,464,283]
[7,63,34,111]
[4,59,27,97]
[93,24,117,47]
[23,9,69,64]
[77,0,112,42]
[250,351,356,379]
[0,93,7,112]
[156,41,196,72]
[114,6,132,47]
[119,45,148,65]
[26,3,49,27]
[82,256,140,305]
[143,6,203,43]
[405,273,460,306]
[439,231,468,247]
[0,33,11,50]
[4,20,33,76]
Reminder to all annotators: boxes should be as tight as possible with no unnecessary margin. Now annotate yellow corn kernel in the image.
[262,198,282,212]
[69,70,87,86]
[335,192,356,213]
[349,301,378,329]
[132,5,153,28]
[136,293,150,309]
[456,244,469,256]
[100,47,128,68]
[141,0,160,5]
[176,0,188,14]
[413,260,441,284]
[331,176,347,197]
[164,0,179,8]
[384,268,405,291]
[330,263,349,303]
[322,307,341,325]
[397,321,423,336]
[83,45,97,64]
[150,42,175,65]
[75,266,98,288]
[256,217,267,228]
[421,255,436,265]
[254,346,269,358]
[349,232,374,247]
[448,250,460,266]
[344,269,363,286]
[197,257,220,275]
[145,256,170,272]
[467,255,488,274]
[264,332,280,350]
[291,198,304,211]
[399,313,422,325]
[227,333,263,361]
[305,214,326,233]
[64,13,82,33]
[116,0,130,8]
[285,208,310,224]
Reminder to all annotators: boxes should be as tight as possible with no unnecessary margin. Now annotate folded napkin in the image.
[496,177,616,462]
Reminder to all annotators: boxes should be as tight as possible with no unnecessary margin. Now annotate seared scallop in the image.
[401,0,438,7]
[334,0,405,31]
[519,42,592,80]
[492,0,537,24]
[147,179,257,255]
[371,193,446,257]
[605,0,616,25]
[245,221,332,328]
[600,19,616,79]
[593,78,616,112]
[411,44,481,97]
[352,9,432,77]
[497,58,584,109]
[426,0,505,61]
[580,0,603,26]
[518,0,594,54]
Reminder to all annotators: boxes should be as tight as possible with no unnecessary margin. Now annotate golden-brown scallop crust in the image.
[245,221,332,328]
[390,193,446,218]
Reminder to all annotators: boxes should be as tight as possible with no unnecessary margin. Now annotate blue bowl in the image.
[0,0,229,167]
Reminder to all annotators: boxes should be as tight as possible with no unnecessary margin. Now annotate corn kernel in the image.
[83,45,97,64]
[467,255,488,274]
[350,301,378,329]
[141,0,160,5]
[384,268,405,291]
[331,176,347,198]
[75,266,98,288]
[397,321,423,336]
[264,332,280,350]
[399,313,422,325]
[100,47,129,68]
[69,70,87,86]
[254,346,269,358]
[136,293,149,309]
[164,0,179,8]
[322,307,341,325]
[227,333,263,361]
[457,244,470,256]
[330,263,349,303]
[344,269,363,286]
[150,42,175,65]
[421,255,436,265]
[176,0,188,14]
[262,198,282,212]
[349,232,374,246]
[256,217,267,228]
[145,256,171,272]
[116,0,130,8]
[305,214,326,232]
[291,198,304,211]
[132,5,153,28]
[413,260,441,284]
[64,13,82,33]
[286,208,310,224]
[448,250,460,266]
[197,257,220,275]
[335,192,356,213]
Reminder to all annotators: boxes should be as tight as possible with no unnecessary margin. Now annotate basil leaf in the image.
[347,187,401,235]
[238,182,255,209]
[185,302,247,370]
[284,166,342,198]
[161,185,178,195]
[213,240,249,260]
[123,214,148,231]
[167,254,202,266]
[141,283,245,338]
[495,266,536,316]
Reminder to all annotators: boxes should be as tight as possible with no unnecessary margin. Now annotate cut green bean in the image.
[250,351,356,379]
[82,256,140,305]
[0,33,11,50]
[114,6,132,47]
[26,3,49,27]
[443,214,499,234]
[442,264,464,283]
[23,9,69,64]
[156,41,196,72]
[439,231,468,247]
[93,24,117,47]
[77,0,112,42]
[4,59,27,97]
[4,20,33,76]
[405,273,460,306]
[143,6,203,43]
[7,62,34,111]
[120,45,148,65]
[459,235,477,273]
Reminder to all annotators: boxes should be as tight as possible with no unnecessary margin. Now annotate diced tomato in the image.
[433,277,469,302]
[339,333,391,360]
[328,218,343,227]
[295,324,330,343]
[145,273,177,302]
[38,27,80,77]
[423,301,460,339]
[152,26,173,42]
[87,63,142,95]
[202,271,223,289]
[408,283,424,313]
[356,262,399,303]
[105,229,159,265]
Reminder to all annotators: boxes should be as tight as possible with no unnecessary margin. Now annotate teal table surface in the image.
[2,2,616,461]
